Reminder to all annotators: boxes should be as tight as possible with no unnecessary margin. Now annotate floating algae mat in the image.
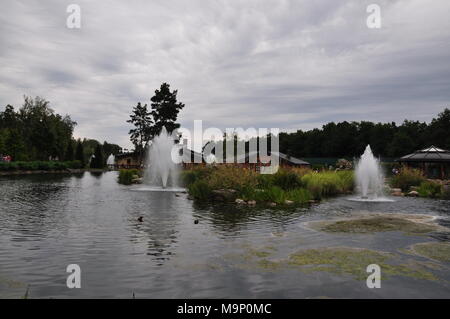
[408,242,450,263]
[233,246,439,281]
[307,213,442,234]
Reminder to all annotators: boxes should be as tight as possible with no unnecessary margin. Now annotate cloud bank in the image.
[1,0,449,148]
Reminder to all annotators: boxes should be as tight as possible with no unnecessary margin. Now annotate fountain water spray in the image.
[355,145,384,199]
[144,127,180,188]
[106,154,115,166]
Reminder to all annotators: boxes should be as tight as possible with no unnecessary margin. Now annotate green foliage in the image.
[75,140,85,167]
[150,83,185,135]
[0,97,76,161]
[127,83,185,163]
[301,171,354,200]
[278,108,450,158]
[118,169,140,185]
[90,144,105,169]
[188,180,212,200]
[180,166,212,187]
[207,166,259,192]
[441,186,450,200]
[390,167,426,191]
[418,181,442,198]
[183,166,352,204]
[65,140,74,161]
[127,102,152,161]
[0,160,82,171]
[0,97,121,163]
[250,186,312,204]
[271,170,301,190]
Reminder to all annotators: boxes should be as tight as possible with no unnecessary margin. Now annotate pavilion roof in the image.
[398,145,450,162]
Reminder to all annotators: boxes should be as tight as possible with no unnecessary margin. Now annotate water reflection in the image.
[126,192,181,265]
[0,172,449,298]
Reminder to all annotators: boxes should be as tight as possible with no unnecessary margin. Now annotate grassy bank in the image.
[0,160,83,171]
[118,169,141,185]
[181,166,354,205]
[389,167,450,199]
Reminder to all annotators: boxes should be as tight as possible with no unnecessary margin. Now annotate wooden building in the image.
[115,152,141,169]
[397,146,450,179]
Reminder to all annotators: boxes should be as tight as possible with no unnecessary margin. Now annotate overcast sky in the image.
[1,0,449,149]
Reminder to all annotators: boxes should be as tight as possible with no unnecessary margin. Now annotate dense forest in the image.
[279,108,450,158]
[0,96,121,166]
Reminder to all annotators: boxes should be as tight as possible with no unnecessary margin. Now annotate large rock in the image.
[235,198,246,204]
[407,190,419,197]
[212,189,237,202]
[284,200,294,205]
[391,188,403,196]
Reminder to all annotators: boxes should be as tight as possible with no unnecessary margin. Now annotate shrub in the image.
[285,188,312,203]
[254,186,286,204]
[68,160,82,169]
[336,170,355,192]
[441,185,450,200]
[180,166,212,187]
[390,167,426,191]
[0,160,83,171]
[188,180,212,200]
[418,181,442,198]
[207,166,258,192]
[301,171,354,199]
[118,169,139,185]
[271,170,301,190]
[37,161,50,170]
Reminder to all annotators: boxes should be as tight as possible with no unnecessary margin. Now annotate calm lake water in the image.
[1,172,449,298]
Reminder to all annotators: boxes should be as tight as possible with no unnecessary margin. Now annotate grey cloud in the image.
[0,0,449,149]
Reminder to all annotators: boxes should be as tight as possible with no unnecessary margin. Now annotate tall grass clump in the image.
[118,169,140,185]
[180,166,212,187]
[271,170,302,190]
[188,180,212,200]
[390,167,425,191]
[207,166,259,192]
[301,171,354,199]
[418,181,442,198]
[182,166,354,204]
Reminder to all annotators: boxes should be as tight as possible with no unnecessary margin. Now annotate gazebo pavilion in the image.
[397,146,450,179]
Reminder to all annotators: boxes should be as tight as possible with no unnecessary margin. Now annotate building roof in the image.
[115,151,138,159]
[398,145,450,162]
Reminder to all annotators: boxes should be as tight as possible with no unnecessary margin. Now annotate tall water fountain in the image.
[106,154,115,166]
[142,127,181,190]
[354,145,387,201]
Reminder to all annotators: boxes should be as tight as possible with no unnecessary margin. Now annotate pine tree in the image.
[75,140,85,167]
[150,83,185,136]
[90,144,104,169]
[65,140,74,161]
[127,102,152,163]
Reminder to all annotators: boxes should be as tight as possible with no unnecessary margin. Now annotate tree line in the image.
[0,96,121,168]
[279,108,450,158]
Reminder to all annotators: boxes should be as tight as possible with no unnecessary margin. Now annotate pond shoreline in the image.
[0,168,111,176]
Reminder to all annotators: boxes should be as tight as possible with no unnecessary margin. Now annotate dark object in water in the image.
[361,196,369,199]
[194,219,199,224]
[137,216,143,222]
